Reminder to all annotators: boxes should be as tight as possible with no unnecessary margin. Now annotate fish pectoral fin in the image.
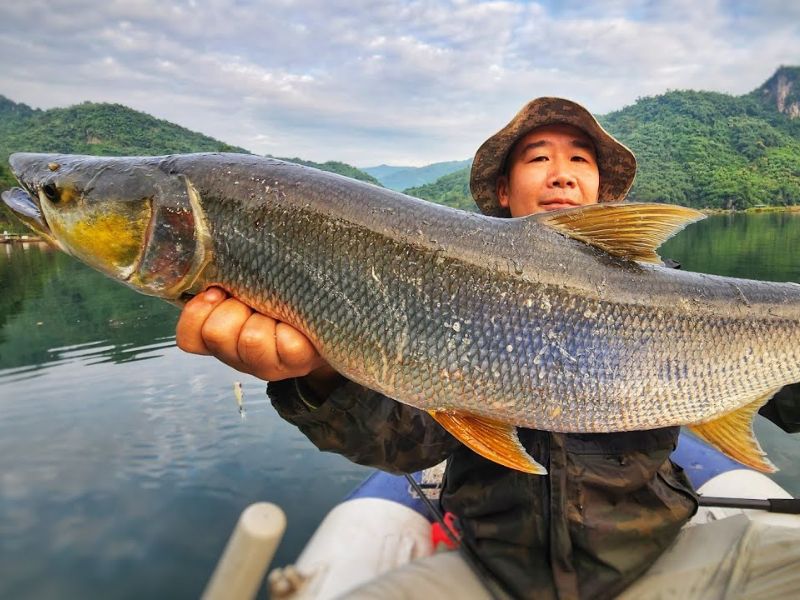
[535,203,705,264]
[688,389,779,473]
[428,410,547,475]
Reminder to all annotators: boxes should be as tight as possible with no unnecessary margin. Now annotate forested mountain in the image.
[404,168,475,212]
[0,98,250,158]
[3,65,800,232]
[407,66,800,211]
[758,66,800,118]
[0,97,378,230]
[602,67,800,208]
[364,159,471,191]
[0,97,251,227]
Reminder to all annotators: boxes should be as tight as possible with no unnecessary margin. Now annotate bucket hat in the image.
[470,97,636,217]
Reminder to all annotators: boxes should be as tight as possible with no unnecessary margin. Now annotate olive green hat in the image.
[470,97,636,217]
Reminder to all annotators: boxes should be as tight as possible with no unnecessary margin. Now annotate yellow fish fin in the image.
[688,389,779,473]
[428,410,547,475]
[536,203,705,264]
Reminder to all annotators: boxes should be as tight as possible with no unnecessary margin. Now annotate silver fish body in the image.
[4,152,800,471]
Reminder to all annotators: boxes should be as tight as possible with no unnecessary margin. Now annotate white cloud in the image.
[0,0,798,166]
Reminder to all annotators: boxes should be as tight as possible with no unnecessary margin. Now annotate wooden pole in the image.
[202,502,287,600]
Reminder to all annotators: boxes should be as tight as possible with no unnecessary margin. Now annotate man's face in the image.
[496,124,600,217]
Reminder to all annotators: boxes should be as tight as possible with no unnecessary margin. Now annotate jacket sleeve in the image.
[267,376,460,473]
[759,383,800,433]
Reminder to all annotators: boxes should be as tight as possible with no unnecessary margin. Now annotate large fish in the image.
[4,152,798,475]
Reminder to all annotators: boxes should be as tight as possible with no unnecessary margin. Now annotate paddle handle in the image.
[202,502,287,600]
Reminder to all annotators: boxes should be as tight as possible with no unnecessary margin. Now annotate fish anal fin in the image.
[536,203,705,264]
[429,410,547,475]
[688,389,779,473]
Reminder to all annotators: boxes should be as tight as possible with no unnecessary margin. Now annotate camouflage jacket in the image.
[268,378,699,600]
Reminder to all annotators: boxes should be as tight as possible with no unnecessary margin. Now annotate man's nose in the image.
[548,168,577,189]
[547,157,576,188]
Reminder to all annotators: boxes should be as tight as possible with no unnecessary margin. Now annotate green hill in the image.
[5,66,800,232]
[0,97,250,160]
[602,68,800,209]
[406,66,800,211]
[0,97,378,231]
[403,166,471,210]
[0,97,252,230]
[405,168,476,212]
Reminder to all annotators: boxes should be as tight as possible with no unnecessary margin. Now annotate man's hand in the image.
[176,287,331,382]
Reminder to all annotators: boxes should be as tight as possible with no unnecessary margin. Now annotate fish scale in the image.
[200,172,799,432]
[5,152,800,473]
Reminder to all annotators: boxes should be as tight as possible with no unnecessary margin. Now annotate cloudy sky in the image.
[1,1,798,166]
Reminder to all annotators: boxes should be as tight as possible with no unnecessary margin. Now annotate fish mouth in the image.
[2,186,42,222]
[1,186,56,242]
[3,153,60,242]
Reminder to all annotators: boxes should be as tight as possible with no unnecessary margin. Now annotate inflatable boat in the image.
[202,432,800,600]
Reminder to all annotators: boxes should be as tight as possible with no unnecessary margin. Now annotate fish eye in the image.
[41,183,59,203]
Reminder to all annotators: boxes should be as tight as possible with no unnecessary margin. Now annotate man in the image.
[175,98,791,598]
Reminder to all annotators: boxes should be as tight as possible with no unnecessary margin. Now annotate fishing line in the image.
[404,473,504,600]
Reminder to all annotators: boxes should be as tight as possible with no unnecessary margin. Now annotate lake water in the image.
[1,212,800,599]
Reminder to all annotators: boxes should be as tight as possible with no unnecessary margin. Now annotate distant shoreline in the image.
[0,232,44,244]
[700,205,800,215]
[2,204,800,242]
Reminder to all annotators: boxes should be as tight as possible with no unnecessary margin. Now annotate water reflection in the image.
[0,243,179,371]
[0,244,369,600]
[661,211,800,283]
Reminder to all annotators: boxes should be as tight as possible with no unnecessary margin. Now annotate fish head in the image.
[4,153,152,276]
[3,153,211,299]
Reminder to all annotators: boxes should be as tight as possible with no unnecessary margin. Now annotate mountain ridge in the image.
[363,159,472,191]
[0,97,379,229]
[755,65,800,118]
[3,65,800,229]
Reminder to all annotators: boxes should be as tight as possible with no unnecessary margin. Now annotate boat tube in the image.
[216,432,800,599]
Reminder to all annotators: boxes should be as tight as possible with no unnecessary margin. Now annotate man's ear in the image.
[496,175,510,208]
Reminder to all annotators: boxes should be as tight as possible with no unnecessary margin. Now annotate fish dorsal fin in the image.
[428,410,547,474]
[688,389,779,473]
[535,203,705,264]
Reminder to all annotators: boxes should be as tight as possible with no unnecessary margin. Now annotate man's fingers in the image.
[175,288,228,355]
[237,313,280,375]
[275,323,326,372]
[177,289,326,382]
[201,298,254,366]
